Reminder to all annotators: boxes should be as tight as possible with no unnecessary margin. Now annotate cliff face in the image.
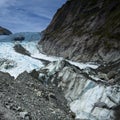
[39,0,120,63]
[0,26,12,35]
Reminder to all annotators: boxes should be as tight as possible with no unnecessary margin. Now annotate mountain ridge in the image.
[0,26,12,35]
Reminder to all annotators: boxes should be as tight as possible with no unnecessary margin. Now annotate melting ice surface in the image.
[0,32,98,78]
[0,33,60,78]
[0,33,120,120]
[0,42,44,78]
[0,33,43,78]
[2,33,115,119]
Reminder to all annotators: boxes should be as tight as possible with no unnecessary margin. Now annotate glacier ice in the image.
[1,32,119,119]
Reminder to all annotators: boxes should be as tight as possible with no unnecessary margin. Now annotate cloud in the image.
[0,0,16,7]
[0,0,66,33]
[0,0,9,7]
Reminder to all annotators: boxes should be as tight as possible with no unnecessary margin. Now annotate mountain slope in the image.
[39,0,120,63]
[0,26,12,35]
[0,71,73,120]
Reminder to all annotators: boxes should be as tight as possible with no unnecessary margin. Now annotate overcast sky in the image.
[0,0,66,33]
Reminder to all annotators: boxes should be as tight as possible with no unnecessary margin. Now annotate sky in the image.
[0,0,66,33]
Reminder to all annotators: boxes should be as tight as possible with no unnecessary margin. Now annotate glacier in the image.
[0,32,98,78]
[0,42,43,78]
[0,33,44,78]
[38,60,120,120]
[0,32,119,120]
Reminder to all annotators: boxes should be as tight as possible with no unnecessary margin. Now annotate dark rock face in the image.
[13,36,25,42]
[39,0,120,63]
[0,26,12,35]
[14,44,31,56]
[0,71,73,120]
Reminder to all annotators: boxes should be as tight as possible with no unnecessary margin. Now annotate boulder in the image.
[107,71,117,79]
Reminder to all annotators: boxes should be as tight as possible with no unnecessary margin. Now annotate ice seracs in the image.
[0,33,43,78]
[38,60,120,120]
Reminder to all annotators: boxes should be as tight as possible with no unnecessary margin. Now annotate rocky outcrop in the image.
[14,44,31,56]
[0,26,12,35]
[13,36,25,42]
[39,0,120,63]
[0,58,17,70]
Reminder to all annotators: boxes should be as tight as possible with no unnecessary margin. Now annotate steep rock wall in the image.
[39,0,120,63]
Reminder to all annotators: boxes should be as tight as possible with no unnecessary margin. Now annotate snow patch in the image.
[68,60,99,69]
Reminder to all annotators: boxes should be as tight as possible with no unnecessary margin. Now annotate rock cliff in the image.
[39,0,120,63]
[0,26,12,35]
